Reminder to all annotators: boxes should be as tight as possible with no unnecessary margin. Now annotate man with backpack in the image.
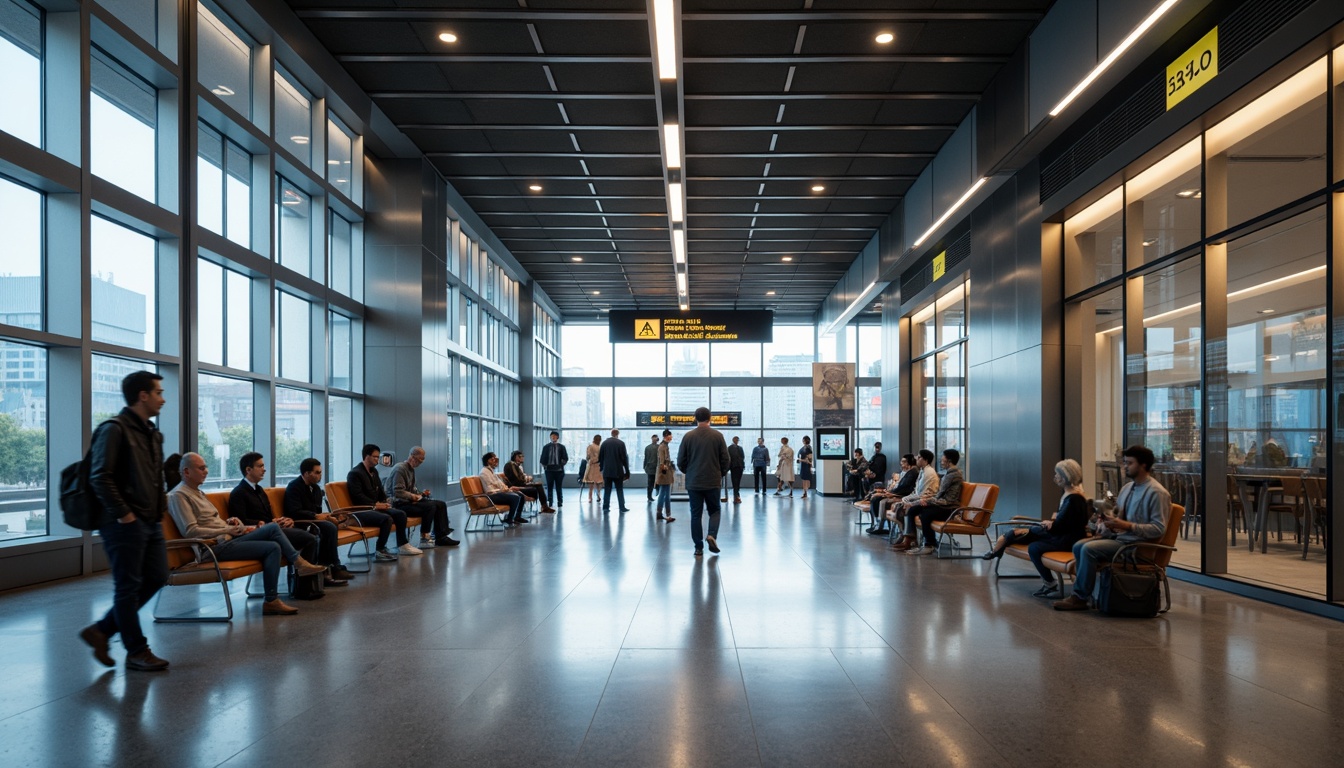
[78,371,172,671]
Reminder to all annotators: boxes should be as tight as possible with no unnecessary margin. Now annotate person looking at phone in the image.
[1054,446,1169,611]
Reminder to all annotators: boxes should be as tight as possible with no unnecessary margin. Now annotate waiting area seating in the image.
[459,475,512,531]
[928,482,999,558]
[154,502,266,623]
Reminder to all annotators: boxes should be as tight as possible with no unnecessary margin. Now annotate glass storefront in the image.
[1065,50,1340,599]
[908,281,969,472]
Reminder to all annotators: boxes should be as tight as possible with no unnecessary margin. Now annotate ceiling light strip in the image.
[1048,0,1180,117]
[912,177,987,248]
[653,0,677,80]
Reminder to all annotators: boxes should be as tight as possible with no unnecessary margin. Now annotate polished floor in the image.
[2,492,1342,767]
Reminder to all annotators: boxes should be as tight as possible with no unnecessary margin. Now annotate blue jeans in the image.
[603,478,626,512]
[97,516,169,655]
[687,488,721,549]
[488,491,524,520]
[213,523,303,602]
[655,483,671,512]
[1071,537,1127,601]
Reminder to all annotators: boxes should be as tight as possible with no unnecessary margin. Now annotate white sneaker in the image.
[905,546,935,556]
[398,543,424,556]
[419,538,437,548]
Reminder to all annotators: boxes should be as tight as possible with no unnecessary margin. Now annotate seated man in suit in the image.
[291,457,416,564]
[229,451,351,587]
[503,450,555,513]
[343,452,415,561]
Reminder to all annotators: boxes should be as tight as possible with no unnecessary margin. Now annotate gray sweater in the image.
[677,424,730,491]
[1110,476,1171,542]
[389,461,421,503]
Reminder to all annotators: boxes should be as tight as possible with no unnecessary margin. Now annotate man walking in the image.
[677,407,730,557]
[727,436,745,503]
[599,429,630,514]
[540,431,568,508]
[644,434,660,502]
[80,371,171,671]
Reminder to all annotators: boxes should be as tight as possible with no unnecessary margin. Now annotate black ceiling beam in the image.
[479,211,885,218]
[371,92,655,100]
[464,195,899,201]
[297,9,1039,22]
[686,92,980,101]
[337,54,1007,65]
[405,124,953,132]
[372,91,975,101]
[489,225,877,231]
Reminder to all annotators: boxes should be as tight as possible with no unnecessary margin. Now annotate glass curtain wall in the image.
[908,281,969,473]
[0,2,367,542]
[1065,51,1338,599]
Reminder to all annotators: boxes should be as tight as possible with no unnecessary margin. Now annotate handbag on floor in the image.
[291,572,326,600]
[1097,551,1160,618]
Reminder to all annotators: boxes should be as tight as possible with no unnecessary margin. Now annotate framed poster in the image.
[812,362,856,427]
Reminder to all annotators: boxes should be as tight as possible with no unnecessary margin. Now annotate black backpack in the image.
[59,420,119,531]
[291,571,326,601]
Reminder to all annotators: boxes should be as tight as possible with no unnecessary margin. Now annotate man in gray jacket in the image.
[644,434,660,502]
[389,446,457,548]
[1055,445,1170,611]
[677,407,730,557]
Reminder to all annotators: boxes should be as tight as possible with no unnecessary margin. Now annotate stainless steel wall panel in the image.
[1027,0,1098,127]
[932,117,978,217]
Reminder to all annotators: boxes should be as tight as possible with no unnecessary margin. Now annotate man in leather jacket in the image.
[79,371,172,672]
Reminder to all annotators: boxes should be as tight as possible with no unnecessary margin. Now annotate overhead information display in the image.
[610,310,774,343]
[637,412,743,428]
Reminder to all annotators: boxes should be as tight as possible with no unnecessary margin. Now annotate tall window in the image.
[0,340,47,540]
[197,258,250,369]
[329,395,354,475]
[909,281,969,468]
[0,177,42,330]
[91,50,157,203]
[91,217,157,352]
[277,291,311,382]
[197,3,251,118]
[329,311,352,390]
[197,373,252,490]
[329,211,354,297]
[327,116,354,199]
[197,123,251,247]
[275,176,312,277]
[0,0,41,147]
[274,386,312,481]
[274,67,311,166]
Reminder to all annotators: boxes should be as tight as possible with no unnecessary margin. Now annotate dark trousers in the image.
[397,498,451,540]
[351,509,407,549]
[729,468,743,496]
[917,504,956,546]
[753,466,767,492]
[96,517,169,656]
[213,523,303,602]
[279,525,321,564]
[544,468,564,506]
[688,488,721,549]
[488,491,524,520]
[647,473,656,500]
[603,478,626,512]
[516,482,549,508]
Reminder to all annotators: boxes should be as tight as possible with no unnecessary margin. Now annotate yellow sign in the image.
[931,251,946,281]
[1167,27,1218,111]
[635,319,660,339]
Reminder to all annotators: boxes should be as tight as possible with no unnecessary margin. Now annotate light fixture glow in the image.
[680,303,689,311]
[823,281,878,337]
[1048,0,1179,117]
[290,135,310,145]
[592,290,601,295]
[663,124,681,169]
[766,290,776,295]
[1175,189,1202,199]
[528,184,543,191]
[913,177,987,247]
[571,256,584,262]
[676,273,687,291]
[438,32,458,43]
[1258,308,1275,314]
[875,32,894,44]
[652,0,677,80]
[211,85,235,97]
[669,182,684,222]
[673,229,686,264]
[811,184,825,192]
[781,256,793,262]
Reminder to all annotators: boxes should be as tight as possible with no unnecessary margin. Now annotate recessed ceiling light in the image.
[438,32,458,43]
[875,32,894,44]
[1264,355,1280,362]
[327,160,341,166]
[334,178,348,183]
[571,256,584,262]
[1142,239,1157,247]
[528,184,543,191]
[679,303,689,311]
[781,256,793,262]
[766,290,776,295]
[592,290,601,295]
[811,184,825,192]
[211,85,235,96]
[1258,308,1275,314]
[1175,189,1201,199]
[290,135,309,145]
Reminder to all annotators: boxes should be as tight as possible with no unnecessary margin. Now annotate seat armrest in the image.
[328,504,376,515]
[991,518,1039,530]
[166,537,217,548]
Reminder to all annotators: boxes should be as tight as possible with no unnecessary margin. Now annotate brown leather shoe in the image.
[293,558,327,578]
[263,599,300,615]
[80,624,114,668]
[126,648,170,671]
[891,536,916,551]
[1052,595,1090,611]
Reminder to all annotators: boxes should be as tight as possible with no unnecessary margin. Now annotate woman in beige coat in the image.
[775,437,796,496]
[583,434,603,502]
[654,430,676,522]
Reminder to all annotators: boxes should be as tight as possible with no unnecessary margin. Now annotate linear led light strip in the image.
[1049,0,1181,117]
[912,177,987,248]
[652,0,688,309]
[822,281,877,338]
[1098,264,1326,332]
